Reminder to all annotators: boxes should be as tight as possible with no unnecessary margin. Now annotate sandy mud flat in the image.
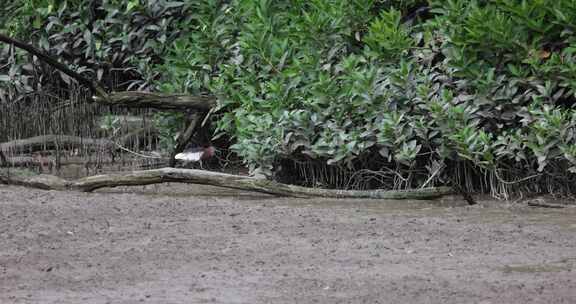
[1,184,575,303]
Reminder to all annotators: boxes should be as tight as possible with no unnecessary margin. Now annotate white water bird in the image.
[175,145,216,165]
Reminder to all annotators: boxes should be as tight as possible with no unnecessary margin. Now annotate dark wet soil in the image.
[1,184,575,303]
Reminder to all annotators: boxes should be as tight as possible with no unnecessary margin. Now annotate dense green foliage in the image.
[156,0,576,194]
[3,0,576,195]
[153,0,576,195]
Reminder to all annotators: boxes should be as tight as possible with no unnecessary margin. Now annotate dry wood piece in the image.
[2,156,168,167]
[0,135,114,153]
[0,131,158,156]
[0,167,454,199]
[93,92,216,111]
[0,170,69,190]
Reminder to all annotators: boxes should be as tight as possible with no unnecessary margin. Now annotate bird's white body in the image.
[174,151,204,162]
[174,146,215,165]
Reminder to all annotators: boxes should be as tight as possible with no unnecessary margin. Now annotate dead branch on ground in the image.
[0,135,114,153]
[0,167,454,199]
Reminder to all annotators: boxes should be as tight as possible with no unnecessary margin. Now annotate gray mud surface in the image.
[1,184,575,303]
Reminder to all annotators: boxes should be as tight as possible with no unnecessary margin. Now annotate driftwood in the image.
[2,155,168,167]
[0,167,454,199]
[0,135,114,153]
[93,92,216,111]
[0,131,159,154]
[0,170,69,190]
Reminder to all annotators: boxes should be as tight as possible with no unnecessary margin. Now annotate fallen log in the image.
[0,169,69,190]
[93,92,216,111]
[0,167,454,199]
[2,155,168,167]
[0,135,114,153]
[1,131,159,155]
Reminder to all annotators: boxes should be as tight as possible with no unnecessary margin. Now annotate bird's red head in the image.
[201,146,216,160]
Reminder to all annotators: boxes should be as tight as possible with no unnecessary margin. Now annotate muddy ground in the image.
[1,183,575,304]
